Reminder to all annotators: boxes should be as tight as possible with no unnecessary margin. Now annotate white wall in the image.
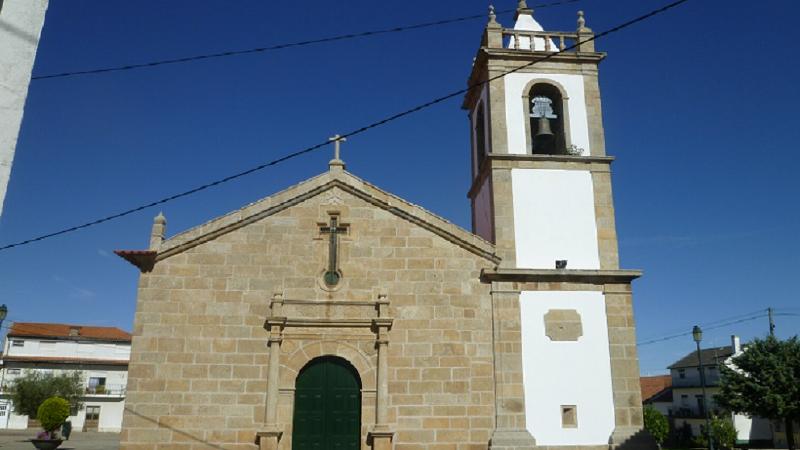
[0,0,49,216]
[5,338,130,360]
[519,291,615,445]
[511,168,600,269]
[96,400,125,432]
[0,337,129,431]
[504,73,591,155]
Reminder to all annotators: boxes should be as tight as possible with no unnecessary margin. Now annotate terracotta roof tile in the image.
[8,322,131,342]
[640,375,672,402]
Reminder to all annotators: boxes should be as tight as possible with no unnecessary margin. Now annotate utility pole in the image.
[768,307,775,337]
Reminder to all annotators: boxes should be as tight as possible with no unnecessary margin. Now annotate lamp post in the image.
[693,325,714,450]
[0,304,6,330]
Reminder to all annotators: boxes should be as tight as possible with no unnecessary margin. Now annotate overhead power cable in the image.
[637,308,768,341]
[636,312,768,347]
[32,0,580,81]
[0,0,691,252]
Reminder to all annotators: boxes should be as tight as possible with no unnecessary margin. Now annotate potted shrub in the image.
[29,397,69,450]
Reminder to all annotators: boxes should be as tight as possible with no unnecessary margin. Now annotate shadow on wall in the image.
[614,428,659,450]
[123,407,228,450]
[0,19,40,45]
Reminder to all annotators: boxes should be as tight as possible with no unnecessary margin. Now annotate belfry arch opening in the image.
[474,102,488,168]
[528,83,567,155]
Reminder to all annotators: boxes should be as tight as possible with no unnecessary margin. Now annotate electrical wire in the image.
[0,0,692,252]
[637,308,768,341]
[636,313,767,347]
[31,0,580,81]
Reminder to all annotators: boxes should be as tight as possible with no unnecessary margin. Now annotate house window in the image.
[88,377,107,394]
[0,405,6,417]
[678,369,686,379]
[696,395,706,415]
[11,340,23,347]
[7,369,21,375]
[85,406,100,421]
[681,394,689,406]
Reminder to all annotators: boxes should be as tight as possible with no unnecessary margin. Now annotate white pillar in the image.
[0,0,50,217]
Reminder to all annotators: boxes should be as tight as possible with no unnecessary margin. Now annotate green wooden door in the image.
[292,356,361,450]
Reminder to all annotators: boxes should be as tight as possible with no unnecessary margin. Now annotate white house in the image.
[0,322,130,432]
[667,335,773,447]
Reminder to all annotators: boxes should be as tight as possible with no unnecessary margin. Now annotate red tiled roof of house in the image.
[640,375,672,402]
[8,322,131,342]
[2,355,128,366]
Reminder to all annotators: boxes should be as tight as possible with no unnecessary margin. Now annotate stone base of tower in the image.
[489,429,537,450]
[609,427,659,450]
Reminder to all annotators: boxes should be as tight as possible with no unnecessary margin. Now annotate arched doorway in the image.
[292,356,361,450]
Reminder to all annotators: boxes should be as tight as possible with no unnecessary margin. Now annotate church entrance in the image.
[292,356,361,450]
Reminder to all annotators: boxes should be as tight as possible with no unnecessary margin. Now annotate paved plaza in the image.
[0,431,119,450]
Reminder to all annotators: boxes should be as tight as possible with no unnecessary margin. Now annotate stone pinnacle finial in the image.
[488,5,497,24]
[515,0,533,19]
[150,212,167,250]
[577,10,592,32]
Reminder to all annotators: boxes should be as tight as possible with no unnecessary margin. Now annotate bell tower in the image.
[465,2,653,449]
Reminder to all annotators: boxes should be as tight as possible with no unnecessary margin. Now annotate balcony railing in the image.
[671,407,722,419]
[85,384,126,396]
[502,29,580,52]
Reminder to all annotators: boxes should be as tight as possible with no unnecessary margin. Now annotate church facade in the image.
[117,3,650,450]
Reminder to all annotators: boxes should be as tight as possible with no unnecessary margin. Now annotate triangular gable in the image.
[154,169,498,264]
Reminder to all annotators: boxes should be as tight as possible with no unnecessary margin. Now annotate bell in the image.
[533,116,554,149]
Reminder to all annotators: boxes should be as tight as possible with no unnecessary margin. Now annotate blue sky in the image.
[1,0,798,374]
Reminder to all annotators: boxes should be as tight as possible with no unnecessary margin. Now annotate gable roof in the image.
[668,345,734,369]
[8,322,132,343]
[122,167,498,267]
[640,375,672,403]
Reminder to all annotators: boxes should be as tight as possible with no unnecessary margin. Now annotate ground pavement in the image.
[0,430,119,450]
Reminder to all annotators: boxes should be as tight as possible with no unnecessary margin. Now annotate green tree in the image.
[692,416,736,450]
[37,397,70,435]
[643,406,669,448]
[8,371,84,418]
[716,336,800,450]
[711,415,737,450]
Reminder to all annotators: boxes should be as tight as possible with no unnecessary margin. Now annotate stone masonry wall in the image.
[120,186,497,450]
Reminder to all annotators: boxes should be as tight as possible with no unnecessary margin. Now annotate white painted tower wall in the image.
[505,65,614,445]
[520,291,615,445]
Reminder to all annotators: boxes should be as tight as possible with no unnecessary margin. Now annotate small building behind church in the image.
[116,3,652,449]
[0,322,131,432]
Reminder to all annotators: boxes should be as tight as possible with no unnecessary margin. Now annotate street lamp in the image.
[693,325,714,450]
[0,304,7,330]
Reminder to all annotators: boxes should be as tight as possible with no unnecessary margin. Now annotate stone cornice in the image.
[483,48,607,64]
[468,153,615,199]
[480,268,642,284]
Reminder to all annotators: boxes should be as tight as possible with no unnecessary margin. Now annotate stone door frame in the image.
[257,293,394,450]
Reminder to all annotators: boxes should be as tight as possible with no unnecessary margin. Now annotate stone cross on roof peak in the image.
[328,134,346,171]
